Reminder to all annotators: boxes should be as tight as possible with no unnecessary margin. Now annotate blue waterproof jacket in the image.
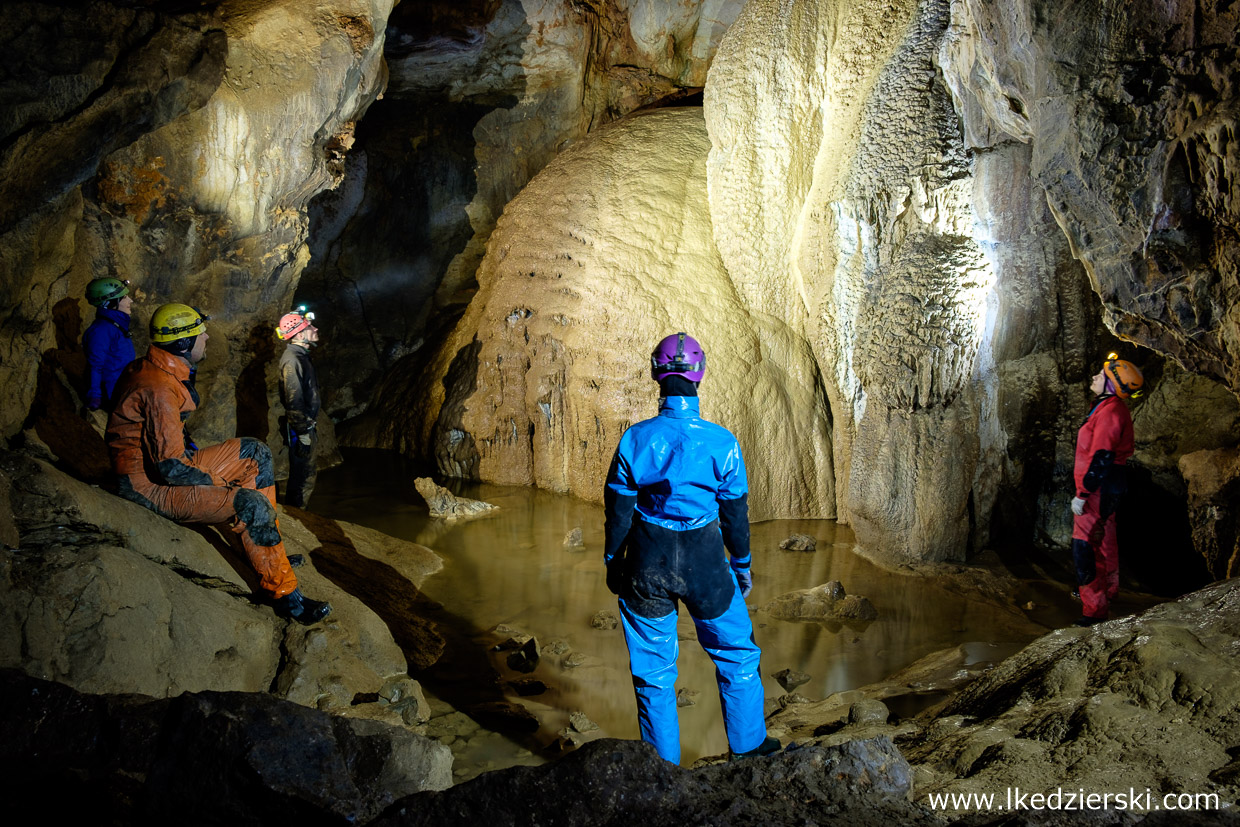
[82,307,135,409]
[605,396,751,570]
[607,396,747,526]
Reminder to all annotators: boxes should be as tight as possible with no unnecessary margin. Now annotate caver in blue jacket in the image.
[82,307,135,410]
[604,390,771,764]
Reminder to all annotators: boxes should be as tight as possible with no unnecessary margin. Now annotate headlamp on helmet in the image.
[150,303,209,344]
[1102,352,1145,399]
[650,332,706,382]
[275,305,317,340]
[86,277,130,308]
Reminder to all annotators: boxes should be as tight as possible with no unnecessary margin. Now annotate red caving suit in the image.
[1073,394,1134,620]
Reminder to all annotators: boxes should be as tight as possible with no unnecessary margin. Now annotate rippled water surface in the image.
[312,449,1069,769]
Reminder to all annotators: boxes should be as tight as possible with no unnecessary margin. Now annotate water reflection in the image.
[312,449,1055,766]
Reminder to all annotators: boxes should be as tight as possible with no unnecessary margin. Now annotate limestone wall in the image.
[0,0,391,461]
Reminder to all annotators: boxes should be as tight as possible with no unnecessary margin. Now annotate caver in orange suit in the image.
[107,344,298,598]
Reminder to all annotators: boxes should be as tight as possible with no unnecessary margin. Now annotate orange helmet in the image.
[275,306,315,340]
[1103,352,1144,399]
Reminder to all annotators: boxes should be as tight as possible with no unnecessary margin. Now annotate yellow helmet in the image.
[1103,352,1145,399]
[150,303,209,343]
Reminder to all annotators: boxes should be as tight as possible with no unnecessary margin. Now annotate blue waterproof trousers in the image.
[618,583,765,764]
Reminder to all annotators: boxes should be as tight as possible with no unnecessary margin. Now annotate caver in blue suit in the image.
[604,333,776,764]
[83,306,135,410]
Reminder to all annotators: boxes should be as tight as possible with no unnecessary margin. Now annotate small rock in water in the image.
[414,477,499,520]
[509,678,547,696]
[771,667,812,692]
[762,580,877,622]
[590,610,619,630]
[563,652,588,669]
[563,527,584,548]
[506,637,541,673]
[551,729,591,751]
[490,623,522,638]
[779,533,818,552]
[492,633,533,652]
[541,638,571,655]
[778,692,811,708]
[847,698,891,725]
[835,594,878,621]
[569,711,599,732]
[676,688,700,707]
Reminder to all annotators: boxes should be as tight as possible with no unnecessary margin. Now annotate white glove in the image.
[1071,496,1086,516]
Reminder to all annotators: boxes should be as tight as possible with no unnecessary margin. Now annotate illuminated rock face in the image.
[0,0,391,450]
[697,0,1240,561]
[376,108,835,520]
[941,0,1240,392]
[705,0,1034,560]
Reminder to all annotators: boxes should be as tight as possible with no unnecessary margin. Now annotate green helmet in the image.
[85,277,130,307]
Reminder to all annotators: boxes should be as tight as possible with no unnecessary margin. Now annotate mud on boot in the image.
[275,587,331,625]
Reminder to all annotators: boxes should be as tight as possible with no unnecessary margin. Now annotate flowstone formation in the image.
[703,0,1116,562]
[369,108,835,521]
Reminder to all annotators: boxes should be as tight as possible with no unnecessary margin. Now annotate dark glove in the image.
[735,569,753,599]
[605,560,625,596]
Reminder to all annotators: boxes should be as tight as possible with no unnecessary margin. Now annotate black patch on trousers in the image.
[622,519,735,621]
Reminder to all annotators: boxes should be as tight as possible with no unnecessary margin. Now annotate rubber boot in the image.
[275,587,332,625]
[730,735,781,761]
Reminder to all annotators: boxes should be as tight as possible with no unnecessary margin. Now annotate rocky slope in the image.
[0,448,442,712]
[5,574,1240,824]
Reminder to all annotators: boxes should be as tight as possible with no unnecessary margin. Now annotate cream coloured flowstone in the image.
[705,0,997,560]
[407,108,834,520]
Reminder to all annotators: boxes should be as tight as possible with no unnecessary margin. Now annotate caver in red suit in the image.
[1071,354,1144,625]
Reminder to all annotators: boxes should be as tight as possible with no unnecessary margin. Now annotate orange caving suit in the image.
[106,346,298,598]
[1072,394,1134,621]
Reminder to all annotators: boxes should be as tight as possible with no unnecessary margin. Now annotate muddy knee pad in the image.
[234,487,280,546]
[1072,538,1097,586]
[239,437,275,488]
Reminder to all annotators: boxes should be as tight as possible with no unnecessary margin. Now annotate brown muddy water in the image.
[311,449,1087,777]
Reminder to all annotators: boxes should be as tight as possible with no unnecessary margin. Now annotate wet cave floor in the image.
[309,449,1167,780]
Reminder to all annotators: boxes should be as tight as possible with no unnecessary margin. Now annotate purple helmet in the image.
[650,332,706,382]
